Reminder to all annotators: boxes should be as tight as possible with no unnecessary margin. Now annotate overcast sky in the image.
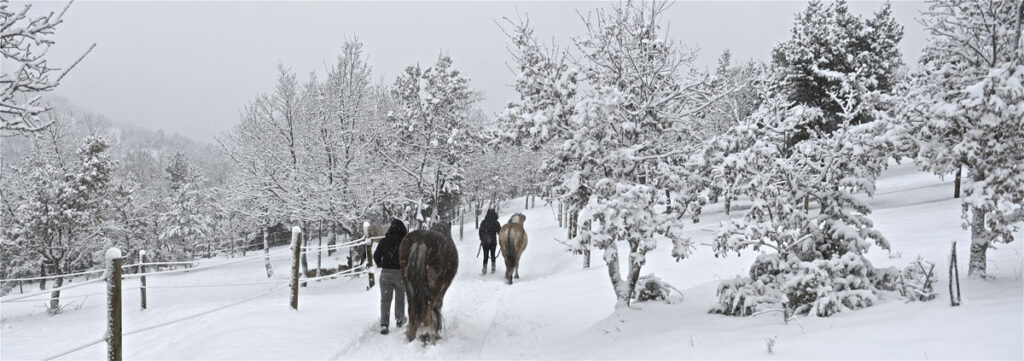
[30,1,928,142]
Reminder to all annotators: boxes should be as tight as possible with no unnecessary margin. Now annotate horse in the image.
[498,213,528,285]
[399,221,459,343]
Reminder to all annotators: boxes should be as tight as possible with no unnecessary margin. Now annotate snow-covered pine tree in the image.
[901,0,1024,278]
[12,135,116,311]
[771,0,904,141]
[501,3,729,308]
[158,152,213,261]
[705,69,897,317]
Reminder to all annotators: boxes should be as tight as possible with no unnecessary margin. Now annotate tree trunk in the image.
[602,243,634,308]
[48,276,64,312]
[39,263,46,290]
[317,220,323,277]
[300,222,309,277]
[953,165,962,199]
[475,202,480,229]
[558,201,563,228]
[968,206,990,277]
[583,249,591,268]
[263,228,274,278]
[725,197,732,216]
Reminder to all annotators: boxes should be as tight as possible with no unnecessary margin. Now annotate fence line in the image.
[42,284,287,360]
[2,236,375,284]
[302,268,369,283]
[0,277,106,303]
[14,226,382,359]
[142,280,287,289]
[0,268,105,283]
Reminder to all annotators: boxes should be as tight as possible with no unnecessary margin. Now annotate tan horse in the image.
[498,213,528,285]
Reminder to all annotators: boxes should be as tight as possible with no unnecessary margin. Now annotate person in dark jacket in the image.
[478,209,501,274]
[372,219,407,335]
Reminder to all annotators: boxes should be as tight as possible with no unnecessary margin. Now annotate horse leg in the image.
[514,265,520,279]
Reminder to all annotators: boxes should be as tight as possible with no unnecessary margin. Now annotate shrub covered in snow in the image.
[784,253,877,317]
[633,274,684,304]
[710,254,787,316]
[897,257,937,302]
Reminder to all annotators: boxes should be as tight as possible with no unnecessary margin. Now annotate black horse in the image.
[399,221,459,344]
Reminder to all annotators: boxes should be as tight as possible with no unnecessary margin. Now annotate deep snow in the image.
[1,162,1021,360]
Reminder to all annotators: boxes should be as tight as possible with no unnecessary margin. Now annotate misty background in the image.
[30,1,927,142]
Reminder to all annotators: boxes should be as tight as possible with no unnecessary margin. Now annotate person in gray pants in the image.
[372,219,408,335]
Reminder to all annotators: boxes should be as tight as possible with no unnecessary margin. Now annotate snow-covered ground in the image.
[2,162,1021,360]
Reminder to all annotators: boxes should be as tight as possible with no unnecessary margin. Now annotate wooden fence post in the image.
[290,226,302,310]
[364,221,375,290]
[105,247,123,361]
[950,241,962,307]
[139,250,147,310]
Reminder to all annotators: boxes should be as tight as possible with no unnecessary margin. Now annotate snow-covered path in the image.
[2,162,1021,360]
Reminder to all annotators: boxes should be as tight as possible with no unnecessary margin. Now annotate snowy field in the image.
[1,162,1021,360]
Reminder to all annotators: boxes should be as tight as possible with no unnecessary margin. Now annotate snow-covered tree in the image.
[500,3,728,308]
[157,152,213,260]
[771,0,904,141]
[704,75,899,316]
[380,54,481,227]
[0,0,94,135]
[901,0,1024,277]
[11,135,116,311]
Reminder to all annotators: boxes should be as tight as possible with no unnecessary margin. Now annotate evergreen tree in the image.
[158,152,213,260]
[772,0,904,141]
[12,136,116,311]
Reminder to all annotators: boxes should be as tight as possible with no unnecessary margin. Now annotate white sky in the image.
[27,1,928,142]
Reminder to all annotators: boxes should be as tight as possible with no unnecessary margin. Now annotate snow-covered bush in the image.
[897,257,937,302]
[784,253,877,317]
[633,274,684,304]
[710,254,787,316]
[868,265,902,292]
[710,275,787,317]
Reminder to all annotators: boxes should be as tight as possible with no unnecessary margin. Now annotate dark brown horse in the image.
[399,221,459,343]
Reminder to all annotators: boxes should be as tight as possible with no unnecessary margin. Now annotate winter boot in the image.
[380,324,389,335]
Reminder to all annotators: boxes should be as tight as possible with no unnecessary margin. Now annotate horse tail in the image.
[407,241,429,304]
[503,229,518,268]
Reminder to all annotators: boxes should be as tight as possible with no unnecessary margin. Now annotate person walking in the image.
[478,209,501,274]
[373,219,408,335]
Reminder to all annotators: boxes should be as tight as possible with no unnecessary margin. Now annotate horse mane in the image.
[508,213,526,225]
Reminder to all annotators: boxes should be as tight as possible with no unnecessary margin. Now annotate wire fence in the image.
[0,235,380,284]
[6,228,382,361]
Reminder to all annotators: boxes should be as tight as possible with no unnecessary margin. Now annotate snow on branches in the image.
[902,0,1024,277]
[0,0,94,135]
[501,2,728,308]
[382,54,482,224]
